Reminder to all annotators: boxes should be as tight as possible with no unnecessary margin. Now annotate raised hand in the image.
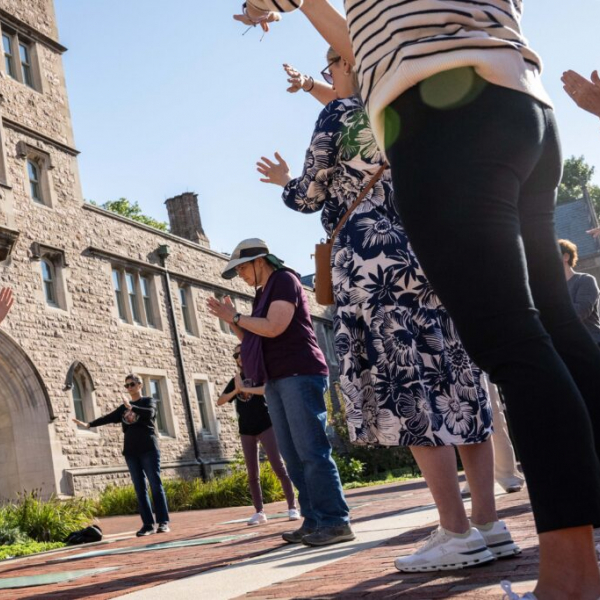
[0,287,14,325]
[207,295,236,324]
[256,152,292,187]
[284,63,310,93]
[233,4,281,33]
[587,227,600,239]
[561,70,600,118]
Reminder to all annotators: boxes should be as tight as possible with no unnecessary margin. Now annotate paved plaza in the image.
[0,477,583,600]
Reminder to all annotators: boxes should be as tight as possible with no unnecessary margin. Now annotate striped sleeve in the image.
[247,0,303,12]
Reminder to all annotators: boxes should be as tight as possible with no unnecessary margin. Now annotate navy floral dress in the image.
[282,96,492,447]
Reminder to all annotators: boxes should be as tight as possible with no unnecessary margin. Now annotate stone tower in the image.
[165,192,210,248]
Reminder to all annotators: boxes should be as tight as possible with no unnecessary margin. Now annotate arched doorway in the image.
[0,330,60,500]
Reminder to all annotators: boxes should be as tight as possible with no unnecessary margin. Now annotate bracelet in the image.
[303,76,315,92]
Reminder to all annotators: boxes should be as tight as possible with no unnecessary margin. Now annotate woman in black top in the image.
[73,373,170,537]
[217,344,298,526]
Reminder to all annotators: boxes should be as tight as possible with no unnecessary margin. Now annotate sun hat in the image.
[221,238,285,280]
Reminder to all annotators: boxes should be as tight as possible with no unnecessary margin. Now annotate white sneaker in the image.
[247,512,267,526]
[500,580,538,599]
[475,520,521,558]
[394,526,495,572]
[288,508,300,521]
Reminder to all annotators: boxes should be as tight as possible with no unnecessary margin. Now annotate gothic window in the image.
[66,362,97,430]
[179,285,198,336]
[111,268,160,328]
[195,380,217,436]
[19,42,33,88]
[27,159,43,203]
[2,32,15,79]
[1,24,39,90]
[41,258,58,306]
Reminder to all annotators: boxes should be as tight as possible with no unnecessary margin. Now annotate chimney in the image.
[164,192,209,248]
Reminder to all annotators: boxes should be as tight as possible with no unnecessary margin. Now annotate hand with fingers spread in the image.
[283,63,313,93]
[0,287,14,325]
[256,152,292,187]
[233,2,281,33]
[207,295,237,324]
[561,70,600,118]
[587,227,600,239]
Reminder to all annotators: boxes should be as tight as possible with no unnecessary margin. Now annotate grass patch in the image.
[0,541,64,561]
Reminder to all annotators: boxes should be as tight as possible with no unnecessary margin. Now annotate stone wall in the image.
[0,0,336,497]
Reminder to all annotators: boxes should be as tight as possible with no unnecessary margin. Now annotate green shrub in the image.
[95,485,138,517]
[95,463,285,517]
[0,541,64,561]
[0,525,30,545]
[332,453,365,484]
[3,493,95,543]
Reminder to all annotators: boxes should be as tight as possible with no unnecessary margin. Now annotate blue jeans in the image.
[265,374,349,528]
[125,449,170,526]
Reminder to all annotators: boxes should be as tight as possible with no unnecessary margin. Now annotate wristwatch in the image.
[233,313,242,325]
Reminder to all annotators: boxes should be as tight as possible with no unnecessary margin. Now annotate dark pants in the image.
[386,70,600,533]
[125,449,170,526]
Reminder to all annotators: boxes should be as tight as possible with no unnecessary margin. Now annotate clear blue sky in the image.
[54,1,600,276]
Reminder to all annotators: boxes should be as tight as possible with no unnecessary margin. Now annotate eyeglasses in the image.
[124,382,138,389]
[233,352,241,359]
[321,58,341,86]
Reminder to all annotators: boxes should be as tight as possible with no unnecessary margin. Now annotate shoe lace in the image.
[415,527,446,555]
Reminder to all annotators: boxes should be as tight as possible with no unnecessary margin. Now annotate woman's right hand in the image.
[72,418,90,429]
[284,64,311,93]
[256,152,292,186]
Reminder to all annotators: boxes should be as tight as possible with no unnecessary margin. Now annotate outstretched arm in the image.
[233,0,354,65]
[284,63,337,106]
[301,0,354,65]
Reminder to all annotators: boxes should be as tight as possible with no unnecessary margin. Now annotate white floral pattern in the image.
[283,97,492,446]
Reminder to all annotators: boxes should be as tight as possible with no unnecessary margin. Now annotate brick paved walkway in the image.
[0,478,588,599]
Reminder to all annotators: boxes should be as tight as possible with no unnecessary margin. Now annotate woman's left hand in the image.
[123,397,132,409]
[207,295,237,324]
[257,152,292,187]
[233,4,281,33]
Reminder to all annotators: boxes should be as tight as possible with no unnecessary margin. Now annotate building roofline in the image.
[82,203,230,261]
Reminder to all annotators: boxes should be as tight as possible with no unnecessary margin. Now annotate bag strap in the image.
[329,163,387,243]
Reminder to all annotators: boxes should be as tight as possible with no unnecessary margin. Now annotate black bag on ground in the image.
[65,525,103,545]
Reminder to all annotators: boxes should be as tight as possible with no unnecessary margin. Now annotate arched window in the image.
[41,259,57,306]
[27,159,43,203]
[72,378,85,422]
[66,362,97,429]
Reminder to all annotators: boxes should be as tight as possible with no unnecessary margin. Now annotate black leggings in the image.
[386,70,600,533]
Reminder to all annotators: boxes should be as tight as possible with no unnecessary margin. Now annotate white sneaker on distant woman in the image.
[248,511,268,526]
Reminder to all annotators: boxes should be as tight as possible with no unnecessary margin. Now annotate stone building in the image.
[0,0,337,499]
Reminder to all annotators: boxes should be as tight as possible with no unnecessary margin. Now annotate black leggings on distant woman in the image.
[386,72,600,533]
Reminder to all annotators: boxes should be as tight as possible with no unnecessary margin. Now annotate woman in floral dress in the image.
[256,48,520,570]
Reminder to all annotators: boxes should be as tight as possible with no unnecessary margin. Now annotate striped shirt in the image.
[250,0,552,151]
